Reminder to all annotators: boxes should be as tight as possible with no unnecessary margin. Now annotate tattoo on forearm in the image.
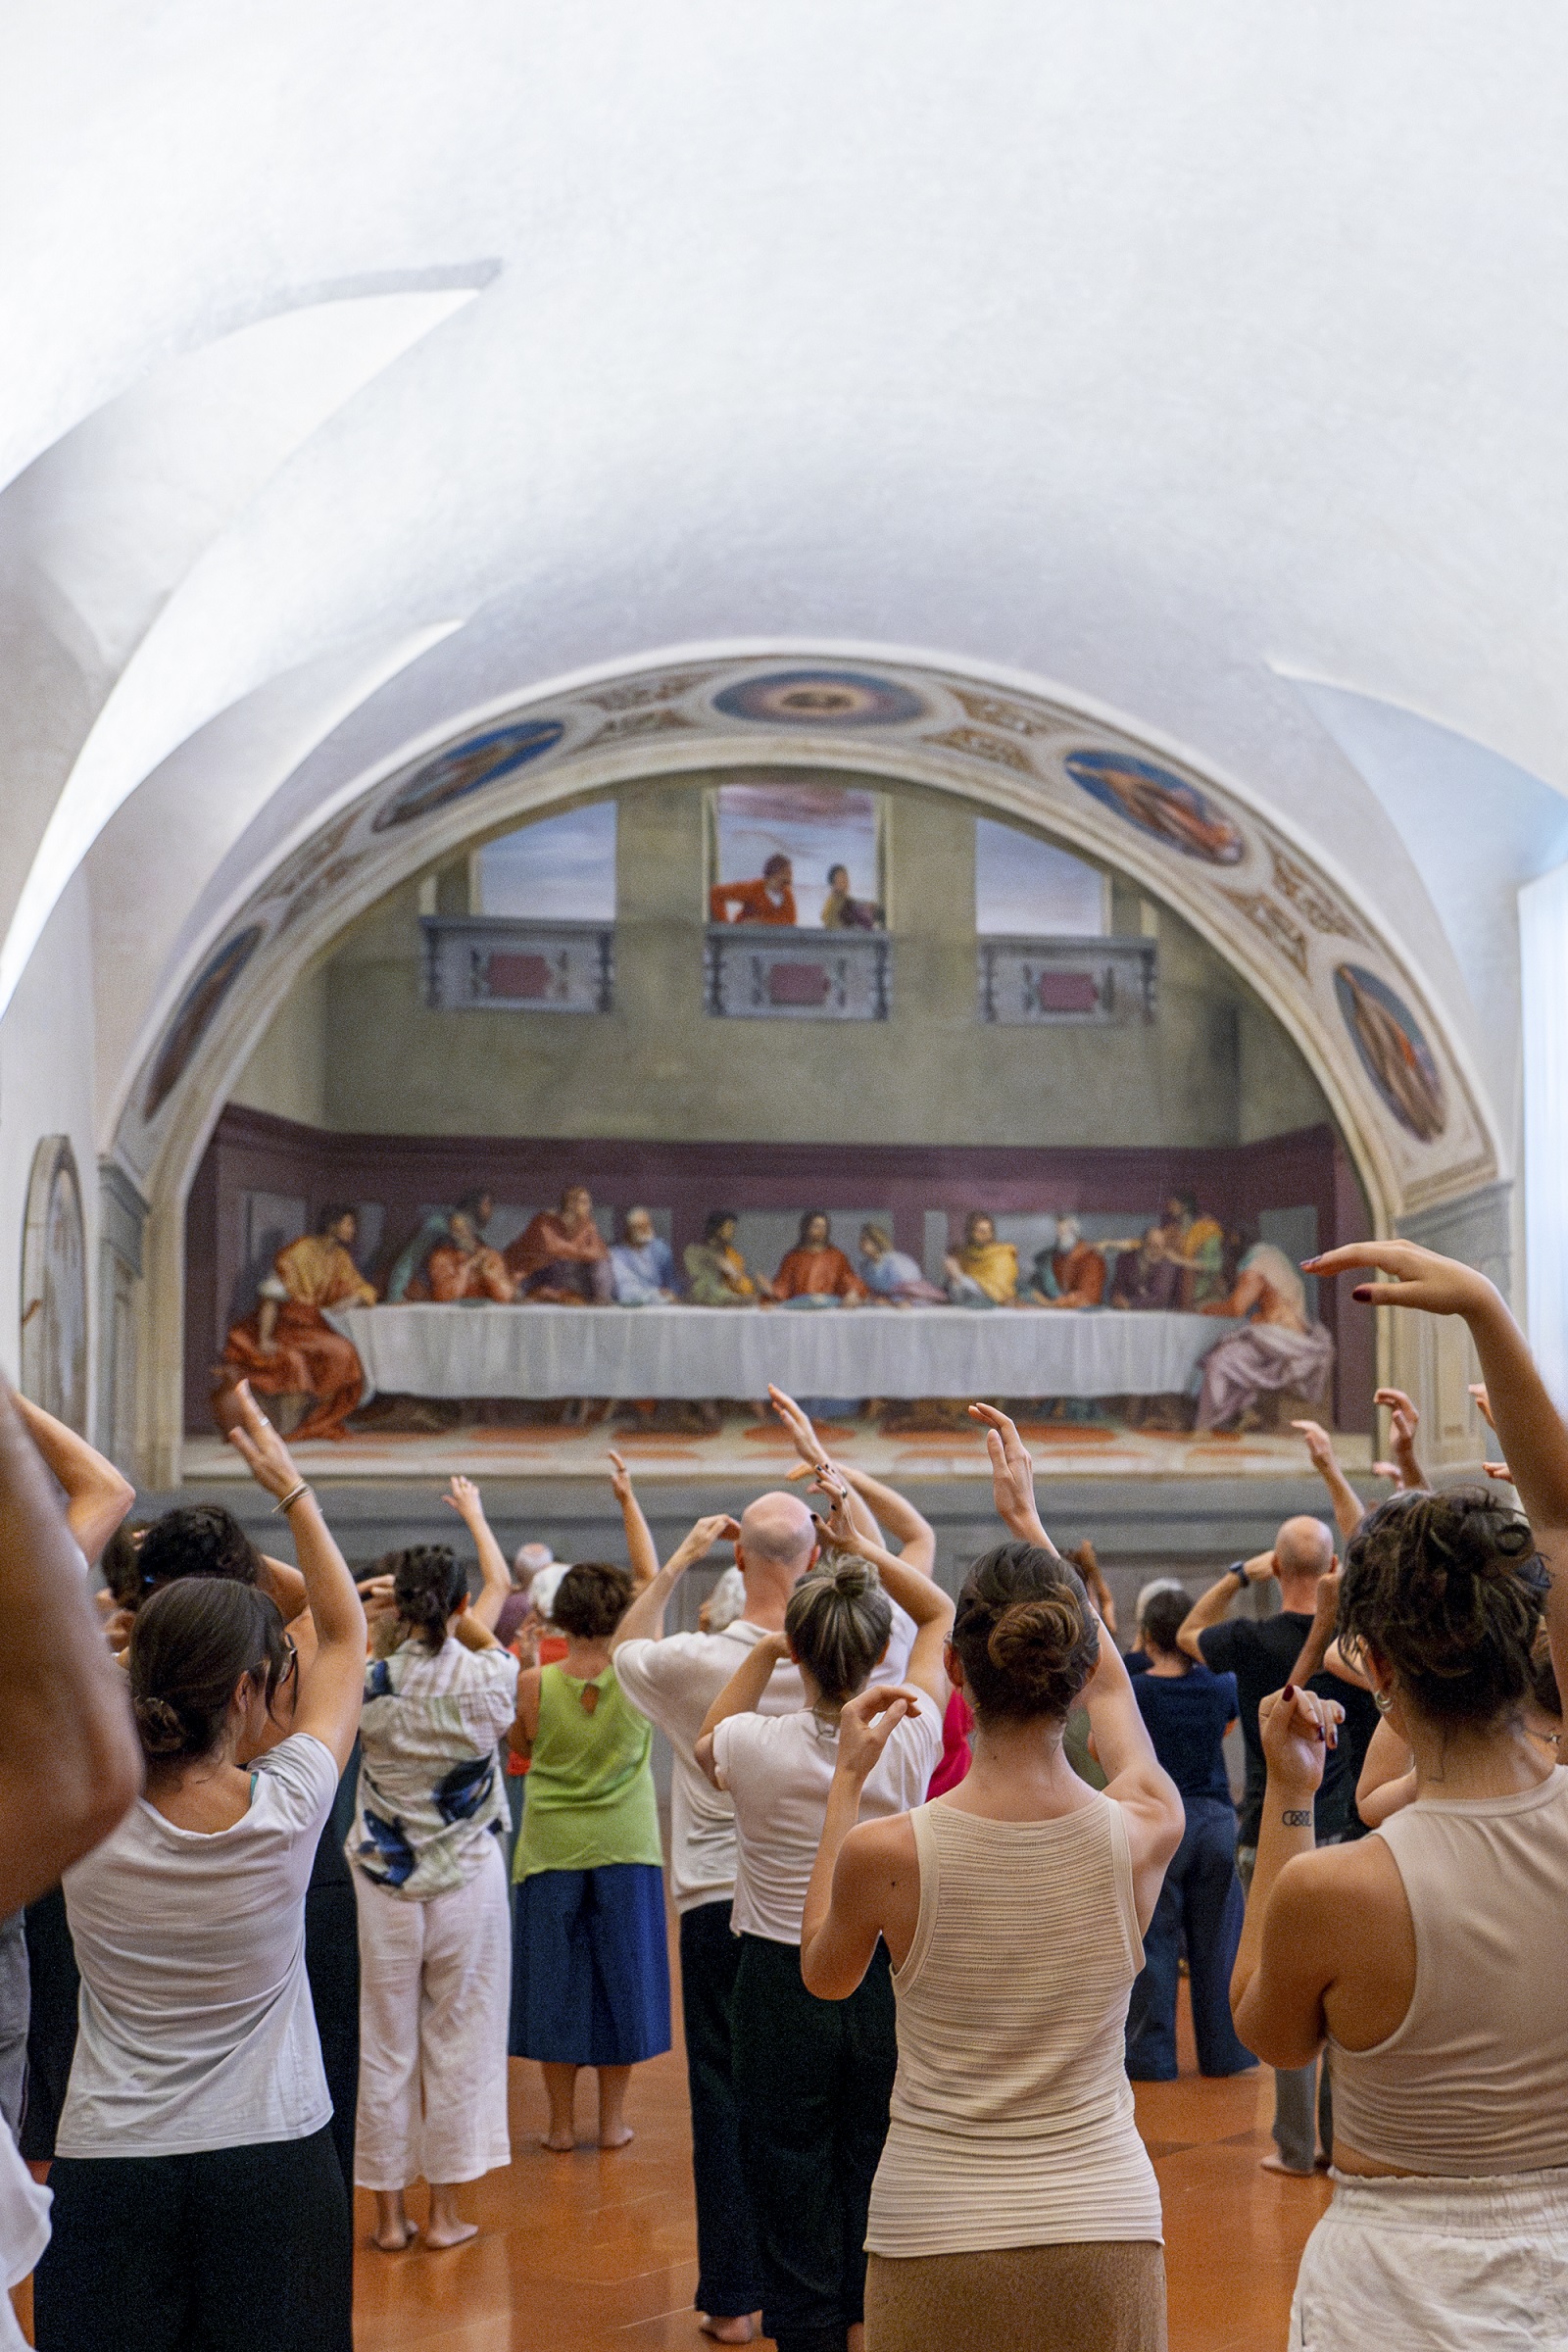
[1281,1808,1312,1828]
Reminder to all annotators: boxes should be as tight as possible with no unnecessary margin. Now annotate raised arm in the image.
[835,1466,933,1574]
[9,1391,135,1570]
[609,1512,740,1653]
[0,1380,142,1909]
[1292,1418,1367,1544]
[442,1474,513,1632]
[1231,1681,1345,2065]
[769,1384,887,1554]
[811,1471,954,1703]
[1285,1560,1342,1689]
[1374,1387,1429,1493]
[1357,1714,1418,1827]
[1307,1241,1568,1688]
[609,1450,659,1590]
[967,1402,1055,1550]
[1078,1627,1184,1926]
[695,1629,792,1783]
[800,1690,921,1999]
[225,1382,366,1772]
[1176,1553,1271,1661]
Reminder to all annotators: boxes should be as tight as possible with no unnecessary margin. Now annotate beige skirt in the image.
[865,2240,1167,2352]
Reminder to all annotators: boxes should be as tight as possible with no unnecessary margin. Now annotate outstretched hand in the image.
[769,1386,828,1471]
[608,1449,635,1507]
[968,1403,1054,1548]
[670,1512,742,1571]
[1258,1682,1343,1797]
[809,1467,859,1552]
[1291,1418,1335,1472]
[442,1473,485,1526]
[224,1381,304,1501]
[834,1684,921,1785]
[1304,1241,1498,1319]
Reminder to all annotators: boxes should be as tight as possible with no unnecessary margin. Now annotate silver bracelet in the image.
[272,1480,312,1515]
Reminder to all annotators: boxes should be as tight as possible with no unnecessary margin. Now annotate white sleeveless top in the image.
[1330,1768,1568,2177]
[865,1795,1162,2257]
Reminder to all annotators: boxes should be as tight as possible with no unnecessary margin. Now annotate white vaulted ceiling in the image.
[5,0,1568,1186]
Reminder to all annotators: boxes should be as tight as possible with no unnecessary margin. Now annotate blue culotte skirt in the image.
[510,1863,671,2067]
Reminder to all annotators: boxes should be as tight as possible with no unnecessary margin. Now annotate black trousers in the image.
[679,1901,764,2321]
[304,1881,360,2192]
[20,1886,78,2162]
[730,1933,897,2352]
[32,2124,352,2352]
[1125,1794,1254,2081]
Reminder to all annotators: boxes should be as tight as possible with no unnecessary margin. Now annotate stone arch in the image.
[118,648,1498,1479]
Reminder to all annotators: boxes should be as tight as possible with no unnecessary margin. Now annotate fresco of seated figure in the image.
[709,851,796,926]
[1109,1226,1179,1312]
[610,1207,681,1304]
[219,1203,375,1441]
[857,1225,946,1302]
[944,1211,1019,1306]
[683,1210,772,1304]
[504,1186,613,1303]
[1030,1216,1107,1311]
[414,1208,516,1301]
[385,1191,496,1300]
[772,1211,868,1306]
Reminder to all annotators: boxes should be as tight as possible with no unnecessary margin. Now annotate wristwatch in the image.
[1231,1562,1250,1588]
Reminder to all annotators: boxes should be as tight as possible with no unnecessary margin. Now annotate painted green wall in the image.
[232,779,1332,1149]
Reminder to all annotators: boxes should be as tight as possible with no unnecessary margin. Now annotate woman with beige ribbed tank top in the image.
[800,1406,1185,2352]
[1233,1238,1568,2350]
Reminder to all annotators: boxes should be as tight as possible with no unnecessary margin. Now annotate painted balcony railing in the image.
[977,935,1156,1025]
[422,916,614,1013]
[705,924,891,1021]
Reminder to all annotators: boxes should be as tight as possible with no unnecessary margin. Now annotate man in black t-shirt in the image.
[1177,1516,1342,2174]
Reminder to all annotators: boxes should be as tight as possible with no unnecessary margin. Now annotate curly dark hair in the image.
[390,1544,468,1652]
[1530,1627,1562,1724]
[552,1560,635,1640]
[135,1503,262,1594]
[1340,1488,1548,1727]
[952,1541,1101,1723]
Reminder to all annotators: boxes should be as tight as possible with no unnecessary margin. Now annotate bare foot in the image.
[541,2129,576,2152]
[699,2319,756,2344]
[371,2222,418,2252]
[1260,2153,1316,2177]
[598,2124,635,2149]
[424,2219,479,2249]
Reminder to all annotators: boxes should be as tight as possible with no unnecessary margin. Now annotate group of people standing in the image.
[11,1233,1568,2347]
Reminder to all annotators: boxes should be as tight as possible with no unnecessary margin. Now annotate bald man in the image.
[1177,1517,1346,2174]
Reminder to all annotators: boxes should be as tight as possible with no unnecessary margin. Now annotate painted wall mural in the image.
[117,648,1494,1222]
[1065,750,1246,866]
[20,1136,88,1434]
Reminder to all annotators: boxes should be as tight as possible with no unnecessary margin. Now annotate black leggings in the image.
[730,1933,897,2352]
[32,2125,352,2352]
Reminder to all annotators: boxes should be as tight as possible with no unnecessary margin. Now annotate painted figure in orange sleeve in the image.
[772,1211,869,1303]
[220,1204,375,1441]
[709,853,796,926]
[413,1208,517,1302]
[504,1186,613,1303]
[1033,1216,1107,1309]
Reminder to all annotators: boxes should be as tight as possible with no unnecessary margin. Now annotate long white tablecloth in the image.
[325,1303,1243,1401]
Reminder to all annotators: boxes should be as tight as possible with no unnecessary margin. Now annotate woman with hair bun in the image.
[509,1459,669,2154]
[32,1384,367,2352]
[800,1406,1183,2352]
[348,1492,519,2254]
[694,1472,954,2352]
[1230,1239,1568,2349]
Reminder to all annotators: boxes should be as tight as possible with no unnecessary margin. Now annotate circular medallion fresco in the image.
[142,925,265,1124]
[371,718,567,832]
[1065,749,1246,866]
[712,669,926,727]
[20,1138,87,1433]
[1334,963,1447,1142]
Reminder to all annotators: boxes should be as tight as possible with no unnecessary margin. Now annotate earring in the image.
[1373,1690,1394,1715]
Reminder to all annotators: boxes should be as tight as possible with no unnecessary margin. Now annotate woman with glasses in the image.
[32,1384,367,2352]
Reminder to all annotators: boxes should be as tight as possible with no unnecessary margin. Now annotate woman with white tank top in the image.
[800,1407,1184,2352]
[1235,1237,1568,2350]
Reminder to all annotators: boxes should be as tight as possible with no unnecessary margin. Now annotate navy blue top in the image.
[1131,1662,1238,1805]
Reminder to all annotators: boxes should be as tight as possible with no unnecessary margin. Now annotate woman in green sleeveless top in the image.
[509,1559,669,2151]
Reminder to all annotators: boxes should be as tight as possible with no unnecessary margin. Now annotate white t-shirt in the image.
[0,2127,49,2351]
[712,1700,943,1946]
[615,1600,922,1914]
[58,1732,339,2158]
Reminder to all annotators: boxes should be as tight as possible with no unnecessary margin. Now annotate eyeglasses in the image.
[272,1638,299,1695]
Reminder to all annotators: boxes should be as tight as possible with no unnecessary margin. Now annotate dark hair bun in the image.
[132,1694,188,1756]
[954,1542,1101,1723]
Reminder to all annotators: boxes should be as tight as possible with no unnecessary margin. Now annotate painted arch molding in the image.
[114,647,1499,1239]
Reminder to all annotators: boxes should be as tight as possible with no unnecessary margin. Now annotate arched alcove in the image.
[112,650,1499,1481]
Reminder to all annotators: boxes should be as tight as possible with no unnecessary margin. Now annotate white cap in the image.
[529,1563,568,1624]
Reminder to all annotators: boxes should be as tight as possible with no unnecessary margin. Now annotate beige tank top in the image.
[1330,1768,1568,2176]
[864,1795,1163,2258]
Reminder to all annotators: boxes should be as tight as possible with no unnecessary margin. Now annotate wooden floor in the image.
[351,1984,1329,2352]
[9,1952,1327,2349]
